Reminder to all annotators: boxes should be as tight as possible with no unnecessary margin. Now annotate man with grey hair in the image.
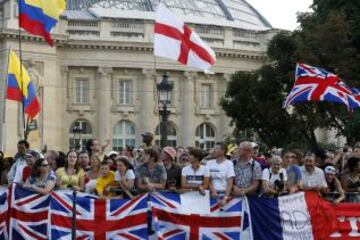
[232,141,262,197]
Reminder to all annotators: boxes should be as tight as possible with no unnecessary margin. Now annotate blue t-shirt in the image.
[28,171,57,188]
[286,165,302,187]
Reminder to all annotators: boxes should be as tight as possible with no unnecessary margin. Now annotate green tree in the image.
[221,1,360,149]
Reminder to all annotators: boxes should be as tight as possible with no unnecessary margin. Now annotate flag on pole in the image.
[283,63,358,110]
[19,0,66,46]
[154,3,216,73]
[7,50,41,118]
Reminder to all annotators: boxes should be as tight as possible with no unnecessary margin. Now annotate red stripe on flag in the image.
[111,194,144,216]
[19,14,53,46]
[24,97,41,119]
[16,194,43,207]
[305,191,337,240]
[11,208,48,222]
[18,224,46,240]
[154,22,215,66]
[51,192,81,215]
[6,88,23,102]
[117,232,140,240]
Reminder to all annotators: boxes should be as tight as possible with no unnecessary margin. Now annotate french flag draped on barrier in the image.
[1,185,360,239]
[249,192,338,240]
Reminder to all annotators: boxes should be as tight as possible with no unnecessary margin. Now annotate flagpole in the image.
[2,48,11,152]
[17,3,27,140]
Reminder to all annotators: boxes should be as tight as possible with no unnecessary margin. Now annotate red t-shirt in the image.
[22,166,32,182]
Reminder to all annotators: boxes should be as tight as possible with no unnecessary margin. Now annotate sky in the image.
[246,0,313,30]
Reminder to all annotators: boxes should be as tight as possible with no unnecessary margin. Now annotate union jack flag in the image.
[149,191,181,211]
[50,190,148,240]
[8,184,49,240]
[283,63,360,110]
[151,192,242,240]
[0,187,7,240]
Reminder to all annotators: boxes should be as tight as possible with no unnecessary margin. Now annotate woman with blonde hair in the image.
[261,156,288,197]
[56,150,85,191]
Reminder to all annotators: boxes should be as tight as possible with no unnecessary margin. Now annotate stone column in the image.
[97,67,112,144]
[218,73,232,140]
[181,72,196,147]
[140,69,156,134]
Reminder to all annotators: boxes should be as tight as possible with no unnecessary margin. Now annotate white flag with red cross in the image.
[154,3,216,73]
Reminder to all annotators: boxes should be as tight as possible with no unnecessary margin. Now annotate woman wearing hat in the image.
[324,165,345,204]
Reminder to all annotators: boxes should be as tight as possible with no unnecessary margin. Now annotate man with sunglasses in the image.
[281,150,303,193]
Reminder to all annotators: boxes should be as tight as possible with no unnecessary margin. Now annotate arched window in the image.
[195,123,215,150]
[69,119,93,151]
[113,121,136,151]
[155,122,177,147]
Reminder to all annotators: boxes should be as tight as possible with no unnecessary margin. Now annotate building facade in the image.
[0,0,277,154]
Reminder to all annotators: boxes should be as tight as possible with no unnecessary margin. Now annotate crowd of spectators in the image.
[1,138,360,205]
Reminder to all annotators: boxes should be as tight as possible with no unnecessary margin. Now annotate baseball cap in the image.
[141,132,154,137]
[163,146,176,161]
[251,142,259,149]
[324,166,336,175]
[106,151,118,158]
[25,150,42,159]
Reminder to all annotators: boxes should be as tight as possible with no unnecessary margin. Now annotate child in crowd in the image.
[95,161,115,198]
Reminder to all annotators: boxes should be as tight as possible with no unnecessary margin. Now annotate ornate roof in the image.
[65,0,271,30]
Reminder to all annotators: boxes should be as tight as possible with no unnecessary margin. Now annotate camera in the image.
[274,180,284,191]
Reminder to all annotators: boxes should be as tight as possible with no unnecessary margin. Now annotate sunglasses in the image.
[41,164,49,167]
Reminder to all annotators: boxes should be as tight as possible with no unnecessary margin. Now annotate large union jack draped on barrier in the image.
[1,185,359,239]
[151,192,248,240]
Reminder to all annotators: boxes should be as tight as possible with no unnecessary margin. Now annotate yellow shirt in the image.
[95,171,115,196]
[56,167,85,189]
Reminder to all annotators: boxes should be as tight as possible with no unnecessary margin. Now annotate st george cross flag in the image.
[151,191,244,240]
[154,3,216,73]
[8,184,50,240]
[0,187,8,240]
[283,63,357,110]
[50,190,148,239]
[248,191,337,240]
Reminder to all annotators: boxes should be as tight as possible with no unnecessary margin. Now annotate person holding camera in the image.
[261,156,288,197]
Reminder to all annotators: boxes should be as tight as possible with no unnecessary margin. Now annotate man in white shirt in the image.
[7,140,29,184]
[301,152,327,192]
[206,142,235,206]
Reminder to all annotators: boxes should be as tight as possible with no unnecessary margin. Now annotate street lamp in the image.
[72,125,82,150]
[157,72,173,148]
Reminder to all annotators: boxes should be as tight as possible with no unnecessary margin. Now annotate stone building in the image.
[0,0,277,154]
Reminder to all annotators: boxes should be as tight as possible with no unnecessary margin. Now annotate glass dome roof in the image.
[66,0,272,30]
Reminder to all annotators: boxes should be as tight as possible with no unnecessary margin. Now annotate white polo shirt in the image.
[206,159,235,192]
[301,166,327,189]
[182,164,209,186]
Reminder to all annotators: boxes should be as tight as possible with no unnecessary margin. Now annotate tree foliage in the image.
[221,1,360,150]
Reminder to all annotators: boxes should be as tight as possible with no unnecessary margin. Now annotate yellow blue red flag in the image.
[19,0,66,46]
[7,50,41,118]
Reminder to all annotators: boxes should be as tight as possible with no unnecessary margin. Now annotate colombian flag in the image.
[7,50,41,118]
[19,0,66,46]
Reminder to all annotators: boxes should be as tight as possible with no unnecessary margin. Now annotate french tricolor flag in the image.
[248,192,337,240]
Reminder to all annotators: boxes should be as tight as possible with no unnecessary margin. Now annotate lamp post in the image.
[157,72,173,148]
[72,125,82,150]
